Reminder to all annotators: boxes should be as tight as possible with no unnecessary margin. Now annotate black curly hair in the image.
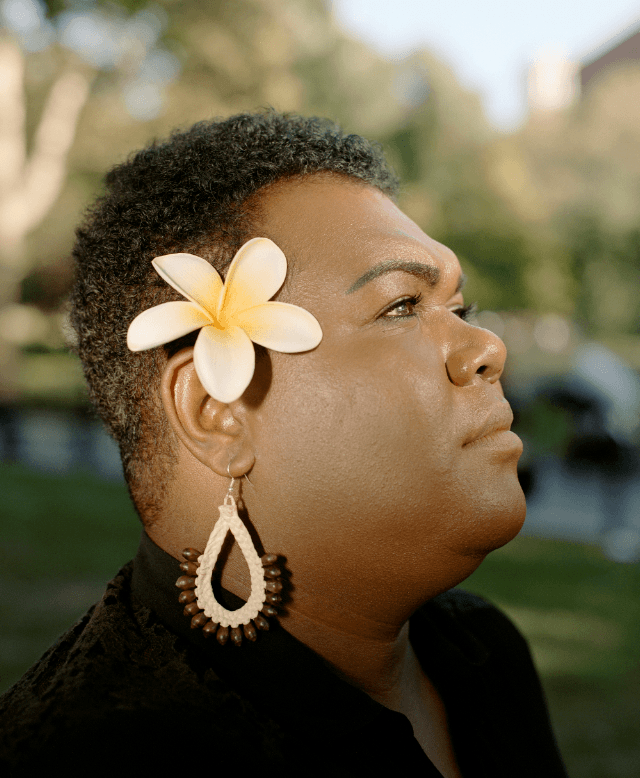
[70,110,399,524]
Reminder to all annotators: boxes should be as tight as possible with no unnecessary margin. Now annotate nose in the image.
[445,326,506,387]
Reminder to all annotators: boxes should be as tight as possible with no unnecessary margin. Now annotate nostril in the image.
[477,365,488,375]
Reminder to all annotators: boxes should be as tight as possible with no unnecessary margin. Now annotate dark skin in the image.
[150,173,526,777]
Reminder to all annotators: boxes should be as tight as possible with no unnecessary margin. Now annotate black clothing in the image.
[0,532,568,776]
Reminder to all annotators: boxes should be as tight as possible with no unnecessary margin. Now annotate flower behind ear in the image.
[127,237,322,402]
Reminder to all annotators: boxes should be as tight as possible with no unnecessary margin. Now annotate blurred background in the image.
[1,0,639,774]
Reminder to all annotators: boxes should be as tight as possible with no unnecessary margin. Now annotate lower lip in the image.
[464,430,523,455]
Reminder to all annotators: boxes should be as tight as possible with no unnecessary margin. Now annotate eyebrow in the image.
[345,260,466,295]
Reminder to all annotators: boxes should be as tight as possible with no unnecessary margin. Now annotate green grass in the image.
[1,462,141,579]
[464,537,640,778]
[1,462,639,776]
[0,463,141,698]
[464,535,640,682]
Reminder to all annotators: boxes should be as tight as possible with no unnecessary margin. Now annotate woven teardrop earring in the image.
[175,467,283,646]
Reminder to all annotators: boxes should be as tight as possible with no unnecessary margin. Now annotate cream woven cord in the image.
[194,495,266,628]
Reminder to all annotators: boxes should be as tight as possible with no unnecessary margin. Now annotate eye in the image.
[451,302,478,322]
[381,293,423,319]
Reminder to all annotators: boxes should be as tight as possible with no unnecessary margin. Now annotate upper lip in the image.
[464,404,514,446]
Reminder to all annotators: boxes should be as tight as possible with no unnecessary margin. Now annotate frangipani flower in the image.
[127,237,322,402]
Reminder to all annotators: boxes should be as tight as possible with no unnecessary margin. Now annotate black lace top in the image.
[0,532,568,777]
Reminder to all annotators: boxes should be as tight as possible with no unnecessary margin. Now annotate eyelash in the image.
[381,293,478,322]
[454,302,478,321]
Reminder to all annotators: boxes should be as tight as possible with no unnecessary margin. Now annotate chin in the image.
[460,482,527,558]
[484,487,527,553]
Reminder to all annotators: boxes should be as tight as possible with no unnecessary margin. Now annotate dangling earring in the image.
[175,465,283,646]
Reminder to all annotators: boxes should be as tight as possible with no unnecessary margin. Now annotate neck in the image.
[279,601,414,706]
[148,524,482,703]
[149,483,484,707]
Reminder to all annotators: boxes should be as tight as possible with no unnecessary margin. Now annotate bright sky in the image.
[331,0,640,130]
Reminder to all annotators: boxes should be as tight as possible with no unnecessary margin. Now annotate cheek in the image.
[255,337,457,509]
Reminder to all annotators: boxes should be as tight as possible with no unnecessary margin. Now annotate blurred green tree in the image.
[381,51,535,311]
[503,60,640,336]
[4,0,638,405]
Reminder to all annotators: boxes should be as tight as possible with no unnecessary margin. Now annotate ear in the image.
[160,347,255,478]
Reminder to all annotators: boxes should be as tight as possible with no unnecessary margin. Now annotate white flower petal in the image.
[234,302,323,353]
[152,253,223,315]
[193,325,255,403]
[127,302,212,351]
[218,238,287,322]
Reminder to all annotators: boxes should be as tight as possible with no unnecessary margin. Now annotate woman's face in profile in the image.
[243,174,526,604]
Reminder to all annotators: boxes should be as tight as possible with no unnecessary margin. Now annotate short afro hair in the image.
[70,110,399,524]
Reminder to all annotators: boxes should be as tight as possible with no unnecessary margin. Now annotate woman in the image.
[0,111,567,777]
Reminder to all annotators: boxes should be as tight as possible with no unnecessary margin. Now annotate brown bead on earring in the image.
[202,621,220,638]
[174,548,285,645]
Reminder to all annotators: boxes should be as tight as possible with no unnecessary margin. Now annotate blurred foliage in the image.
[1,0,639,396]
[514,396,575,459]
[42,0,150,13]
[494,61,640,337]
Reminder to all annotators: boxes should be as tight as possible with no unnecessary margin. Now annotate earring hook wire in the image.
[227,459,253,491]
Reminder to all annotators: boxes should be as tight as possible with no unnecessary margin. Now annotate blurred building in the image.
[525,20,640,117]
[581,23,640,93]
[526,51,579,114]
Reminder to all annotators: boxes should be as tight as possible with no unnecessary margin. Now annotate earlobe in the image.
[160,347,255,477]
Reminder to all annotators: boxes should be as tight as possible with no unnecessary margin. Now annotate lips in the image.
[463,404,515,446]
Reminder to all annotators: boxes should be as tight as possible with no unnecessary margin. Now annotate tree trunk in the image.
[0,35,91,402]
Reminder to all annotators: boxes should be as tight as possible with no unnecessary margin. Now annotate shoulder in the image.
[0,562,283,772]
[0,563,136,737]
[426,587,531,652]
[416,587,543,689]
[416,592,568,776]
[428,585,512,621]
[422,589,555,733]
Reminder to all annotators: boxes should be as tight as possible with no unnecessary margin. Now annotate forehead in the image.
[254,174,461,296]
